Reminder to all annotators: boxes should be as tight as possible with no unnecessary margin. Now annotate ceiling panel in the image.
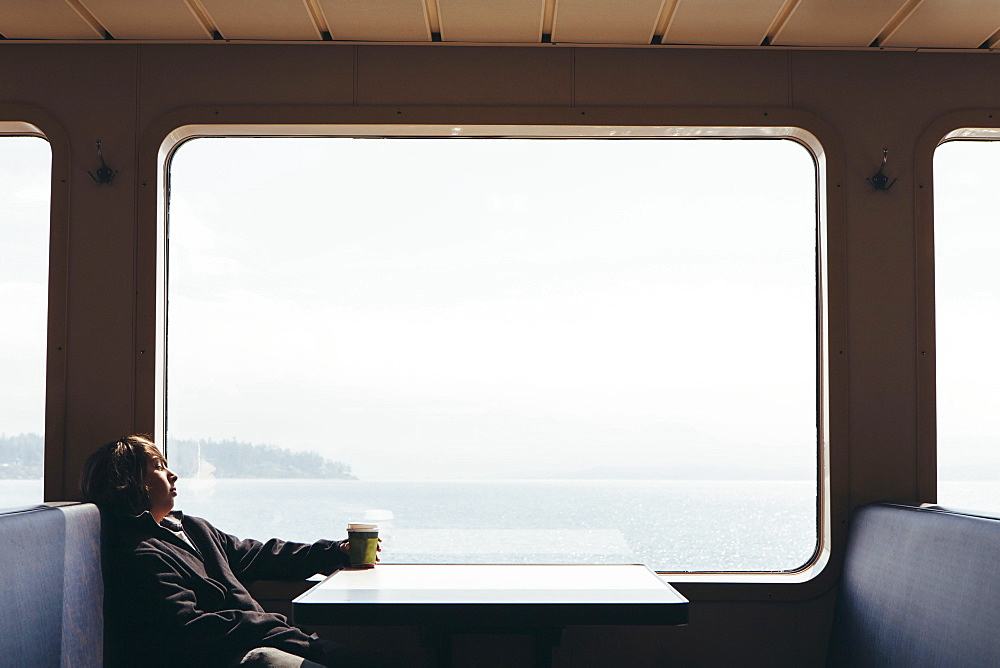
[200,0,321,40]
[78,0,211,39]
[882,0,1000,48]
[438,0,542,42]
[773,0,909,47]
[552,0,663,44]
[0,0,999,49]
[0,0,102,39]
[662,0,784,46]
[318,0,431,41]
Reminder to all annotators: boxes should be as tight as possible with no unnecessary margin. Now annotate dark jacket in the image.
[104,510,350,667]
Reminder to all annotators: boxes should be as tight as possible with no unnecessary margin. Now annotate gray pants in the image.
[234,647,325,668]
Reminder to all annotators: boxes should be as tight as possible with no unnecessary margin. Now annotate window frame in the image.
[137,105,847,595]
[0,109,69,503]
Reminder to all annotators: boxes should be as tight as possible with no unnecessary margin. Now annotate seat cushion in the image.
[60,503,103,668]
[828,504,1000,667]
[0,503,103,668]
[0,505,67,666]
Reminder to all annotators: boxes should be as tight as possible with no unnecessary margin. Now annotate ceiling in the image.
[1,0,1000,51]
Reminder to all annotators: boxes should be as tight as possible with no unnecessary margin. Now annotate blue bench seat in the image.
[828,503,1000,667]
[0,503,103,668]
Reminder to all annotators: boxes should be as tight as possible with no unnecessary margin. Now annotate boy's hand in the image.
[339,538,382,562]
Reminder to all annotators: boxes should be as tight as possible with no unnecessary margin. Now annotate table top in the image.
[293,564,688,627]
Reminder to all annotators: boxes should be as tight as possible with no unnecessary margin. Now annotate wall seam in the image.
[132,43,142,436]
[571,47,576,107]
[787,50,794,108]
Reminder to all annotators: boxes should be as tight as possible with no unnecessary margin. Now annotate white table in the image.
[293,564,688,666]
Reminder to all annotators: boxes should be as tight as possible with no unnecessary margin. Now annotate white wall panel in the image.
[662,0,784,46]
[551,0,663,44]
[437,0,543,43]
[319,0,431,41]
[0,0,102,39]
[774,0,908,47]
[200,0,321,40]
[883,0,1000,48]
[79,0,211,39]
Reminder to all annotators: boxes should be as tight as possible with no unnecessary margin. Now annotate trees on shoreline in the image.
[0,433,42,478]
[169,437,356,479]
[0,433,355,480]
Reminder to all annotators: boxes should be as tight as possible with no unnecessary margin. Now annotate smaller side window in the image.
[0,136,51,509]
[935,138,1000,512]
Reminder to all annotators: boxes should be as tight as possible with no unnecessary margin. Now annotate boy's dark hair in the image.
[81,435,163,517]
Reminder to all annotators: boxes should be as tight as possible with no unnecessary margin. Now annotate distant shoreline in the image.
[0,433,357,480]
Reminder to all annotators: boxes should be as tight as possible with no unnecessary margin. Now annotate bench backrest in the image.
[0,503,103,668]
[828,503,1000,667]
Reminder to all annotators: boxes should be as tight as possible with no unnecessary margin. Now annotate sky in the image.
[164,135,817,480]
[0,136,49,441]
[22,132,991,481]
[933,140,1000,479]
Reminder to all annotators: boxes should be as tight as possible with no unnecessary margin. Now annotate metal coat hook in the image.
[88,140,118,185]
[866,147,897,191]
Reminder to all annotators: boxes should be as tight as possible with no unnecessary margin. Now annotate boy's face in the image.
[145,450,177,520]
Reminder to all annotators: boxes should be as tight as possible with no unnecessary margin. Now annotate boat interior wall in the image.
[12,43,990,506]
[3,41,996,665]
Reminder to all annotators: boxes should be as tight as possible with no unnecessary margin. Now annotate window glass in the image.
[166,135,818,571]
[935,139,1000,512]
[0,136,50,509]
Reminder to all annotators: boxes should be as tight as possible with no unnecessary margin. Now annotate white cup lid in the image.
[347,522,379,531]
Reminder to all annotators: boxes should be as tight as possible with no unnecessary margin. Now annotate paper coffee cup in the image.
[347,522,379,568]
[348,522,378,531]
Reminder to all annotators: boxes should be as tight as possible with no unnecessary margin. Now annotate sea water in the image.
[5,478,996,572]
[177,478,819,572]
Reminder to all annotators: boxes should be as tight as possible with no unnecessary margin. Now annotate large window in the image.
[935,138,1000,513]
[0,136,50,509]
[165,132,819,572]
